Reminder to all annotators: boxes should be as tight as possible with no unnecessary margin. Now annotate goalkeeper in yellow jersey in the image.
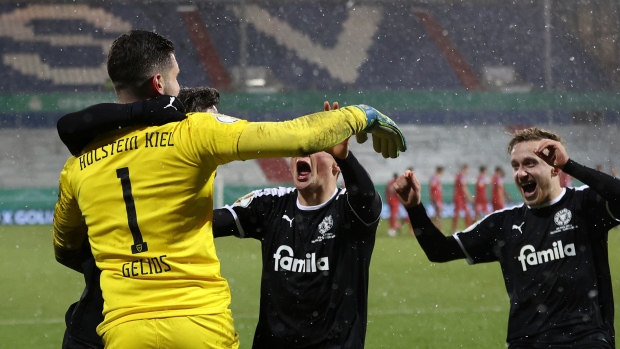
[53,30,406,349]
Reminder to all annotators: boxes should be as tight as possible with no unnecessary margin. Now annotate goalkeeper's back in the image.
[54,113,248,334]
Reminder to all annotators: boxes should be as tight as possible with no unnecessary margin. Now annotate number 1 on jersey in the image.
[116,167,149,254]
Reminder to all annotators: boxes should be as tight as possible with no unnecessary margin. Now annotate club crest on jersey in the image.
[311,215,335,243]
[550,208,575,234]
[273,245,329,272]
[517,240,576,271]
[233,192,255,208]
[214,113,241,124]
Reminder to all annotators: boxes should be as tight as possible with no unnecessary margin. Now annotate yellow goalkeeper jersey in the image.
[53,108,367,335]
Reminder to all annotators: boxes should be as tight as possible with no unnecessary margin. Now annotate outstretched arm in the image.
[394,170,466,262]
[236,104,407,160]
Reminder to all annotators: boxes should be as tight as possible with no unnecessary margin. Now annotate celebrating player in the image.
[212,102,380,348]
[393,127,620,348]
[53,29,406,349]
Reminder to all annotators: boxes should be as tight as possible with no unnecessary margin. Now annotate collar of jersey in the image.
[527,188,566,209]
[296,187,339,211]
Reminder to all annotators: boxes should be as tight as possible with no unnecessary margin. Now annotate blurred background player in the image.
[386,173,404,236]
[394,127,620,348]
[452,164,473,231]
[429,166,444,230]
[559,171,573,188]
[474,165,489,219]
[491,166,512,211]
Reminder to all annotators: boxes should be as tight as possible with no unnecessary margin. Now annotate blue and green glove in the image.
[354,105,407,158]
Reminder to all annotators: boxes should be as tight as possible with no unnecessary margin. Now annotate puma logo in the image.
[164,97,177,110]
[512,222,525,234]
[282,215,294,227]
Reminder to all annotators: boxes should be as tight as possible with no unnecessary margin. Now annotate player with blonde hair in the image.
[394,127,620,348]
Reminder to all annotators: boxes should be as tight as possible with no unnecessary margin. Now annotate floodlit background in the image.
[0,0,619,348]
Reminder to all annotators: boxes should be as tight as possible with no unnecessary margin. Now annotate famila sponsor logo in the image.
[517,240,576,271]
[273,245,329,272]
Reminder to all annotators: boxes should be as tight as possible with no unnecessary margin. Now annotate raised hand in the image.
[393,169,422,208]
[354,105,407,159]
[534,139,569,169]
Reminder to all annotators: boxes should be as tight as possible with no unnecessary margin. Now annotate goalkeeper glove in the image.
[354,105,407,158]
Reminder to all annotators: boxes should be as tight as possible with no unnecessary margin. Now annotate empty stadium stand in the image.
[0,2,614,96]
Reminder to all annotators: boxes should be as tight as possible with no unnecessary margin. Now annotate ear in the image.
[551,168,561,177]
[332,164,341,176]
[150,74,166,96]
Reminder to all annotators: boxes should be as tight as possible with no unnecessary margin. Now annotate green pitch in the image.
[1,222,619,349]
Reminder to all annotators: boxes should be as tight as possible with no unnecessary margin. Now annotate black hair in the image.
[107,30,175,99]
[178,87,220,113]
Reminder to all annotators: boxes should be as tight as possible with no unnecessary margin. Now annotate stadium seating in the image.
[0,2,612,96]
[433,2,611,92]
[1,2,616,130]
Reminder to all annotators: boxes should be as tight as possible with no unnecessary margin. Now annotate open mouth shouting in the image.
[520,180,537,200]
[295,158,312,182]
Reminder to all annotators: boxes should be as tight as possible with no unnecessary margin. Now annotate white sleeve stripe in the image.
[346,188,381,226]
[224,205,245,238]
[606,201,620,222]
[453,233,475,265]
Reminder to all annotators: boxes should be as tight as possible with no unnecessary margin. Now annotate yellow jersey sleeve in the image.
[237,106,367,159]
[53,157,88,271]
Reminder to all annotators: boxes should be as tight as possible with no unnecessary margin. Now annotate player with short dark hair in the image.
[53,29,406,349]
[60,86,219,349]
[393,127,620,348]
[177,86,220,113]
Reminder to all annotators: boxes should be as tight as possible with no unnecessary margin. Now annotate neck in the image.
[297,183,337,207]
[116,90,139,104]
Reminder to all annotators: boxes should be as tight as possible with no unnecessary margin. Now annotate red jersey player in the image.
[452,164,473,231]
[474,166,489,219]
[559,171,573,188]
[491,166,511,211]
[386,173,401,236]
[429,166,444,230]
